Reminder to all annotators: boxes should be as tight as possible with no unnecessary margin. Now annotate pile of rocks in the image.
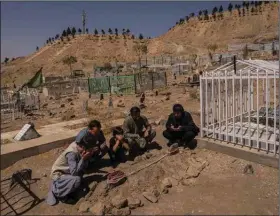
[77,152,209,215]
[78,194,143,216]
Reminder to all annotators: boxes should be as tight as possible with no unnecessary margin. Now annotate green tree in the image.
[219,5,224,19]
[4,57,9,64]
[207,44,218,61]
[86,28,89,34]
[126,29,130,34]
[212,7,218,21]
[133,41,148,71]
[115,28,118,35]
[185,16,189,22]
[108,28,113,34]
[198,10,203,20]
[94,29,98,35]
[101,29,105,35]
[219,5,223,13]
[62,30,67,37]
[36,46,39,51]
[251,7,255,14]
[78,28,82,34]
[212,6,218,13]
[246,2,250,11]
[62,56,77,75]
[71,27,76,38]
[46,39,49,44]
[179,18,184,24]
[67,27,71,36]
[139,33,144,40]
[204,10,209,20]
[236,5,241,16]
[254,1,258,8]
[228,3,233,13]
[257,1,262,13]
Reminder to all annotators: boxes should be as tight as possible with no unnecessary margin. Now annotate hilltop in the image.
[1,2,278,87]
[149,3,278,55]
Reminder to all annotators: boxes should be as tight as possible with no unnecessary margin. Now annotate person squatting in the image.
[46,104,198,206]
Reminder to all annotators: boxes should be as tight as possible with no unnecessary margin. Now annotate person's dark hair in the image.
[112,126,124,136]
[173,104,184,113]
[88,120,101,130]
[130,106,140,114]
[78,131,97,150]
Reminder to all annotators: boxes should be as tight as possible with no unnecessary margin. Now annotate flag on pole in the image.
[25,67,43,88]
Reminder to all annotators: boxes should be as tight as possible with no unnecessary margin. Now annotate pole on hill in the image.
[82,10,86,34]
[278,2,280,215]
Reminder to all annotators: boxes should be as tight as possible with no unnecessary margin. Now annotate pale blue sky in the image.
[1,1,238,60]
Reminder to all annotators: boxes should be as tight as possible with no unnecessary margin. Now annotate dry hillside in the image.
[1,35,142,86]
[1,3,278,87]
[149,3,278,55]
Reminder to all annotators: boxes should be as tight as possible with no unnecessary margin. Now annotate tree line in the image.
[4,27,149,63]
[172,1,277,29]
[44,27,149,45]
[39,27,148,51]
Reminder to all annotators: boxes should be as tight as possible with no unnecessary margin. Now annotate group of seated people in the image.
[46,104,199,206]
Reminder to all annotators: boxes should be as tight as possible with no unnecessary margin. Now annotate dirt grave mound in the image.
[79,149,209,215]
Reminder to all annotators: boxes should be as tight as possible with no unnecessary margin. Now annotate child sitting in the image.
[109,127,131,163]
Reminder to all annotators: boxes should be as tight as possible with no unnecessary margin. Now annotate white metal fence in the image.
[200,60,279,155]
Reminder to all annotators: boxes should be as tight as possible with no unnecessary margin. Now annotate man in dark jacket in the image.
[163,104,199,147]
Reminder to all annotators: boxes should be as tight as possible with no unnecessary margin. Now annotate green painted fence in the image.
[110,75,135,95]
[88,72,166,95]
[88,77,110,94]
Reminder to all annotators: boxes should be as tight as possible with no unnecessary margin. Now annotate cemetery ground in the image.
[1,124,278,215]
[1,74,198,134]
[1,74,278,215]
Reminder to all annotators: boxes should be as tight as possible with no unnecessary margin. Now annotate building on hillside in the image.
[200,60,279,155]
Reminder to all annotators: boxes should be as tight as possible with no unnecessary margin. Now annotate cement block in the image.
[197,137,279,169]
